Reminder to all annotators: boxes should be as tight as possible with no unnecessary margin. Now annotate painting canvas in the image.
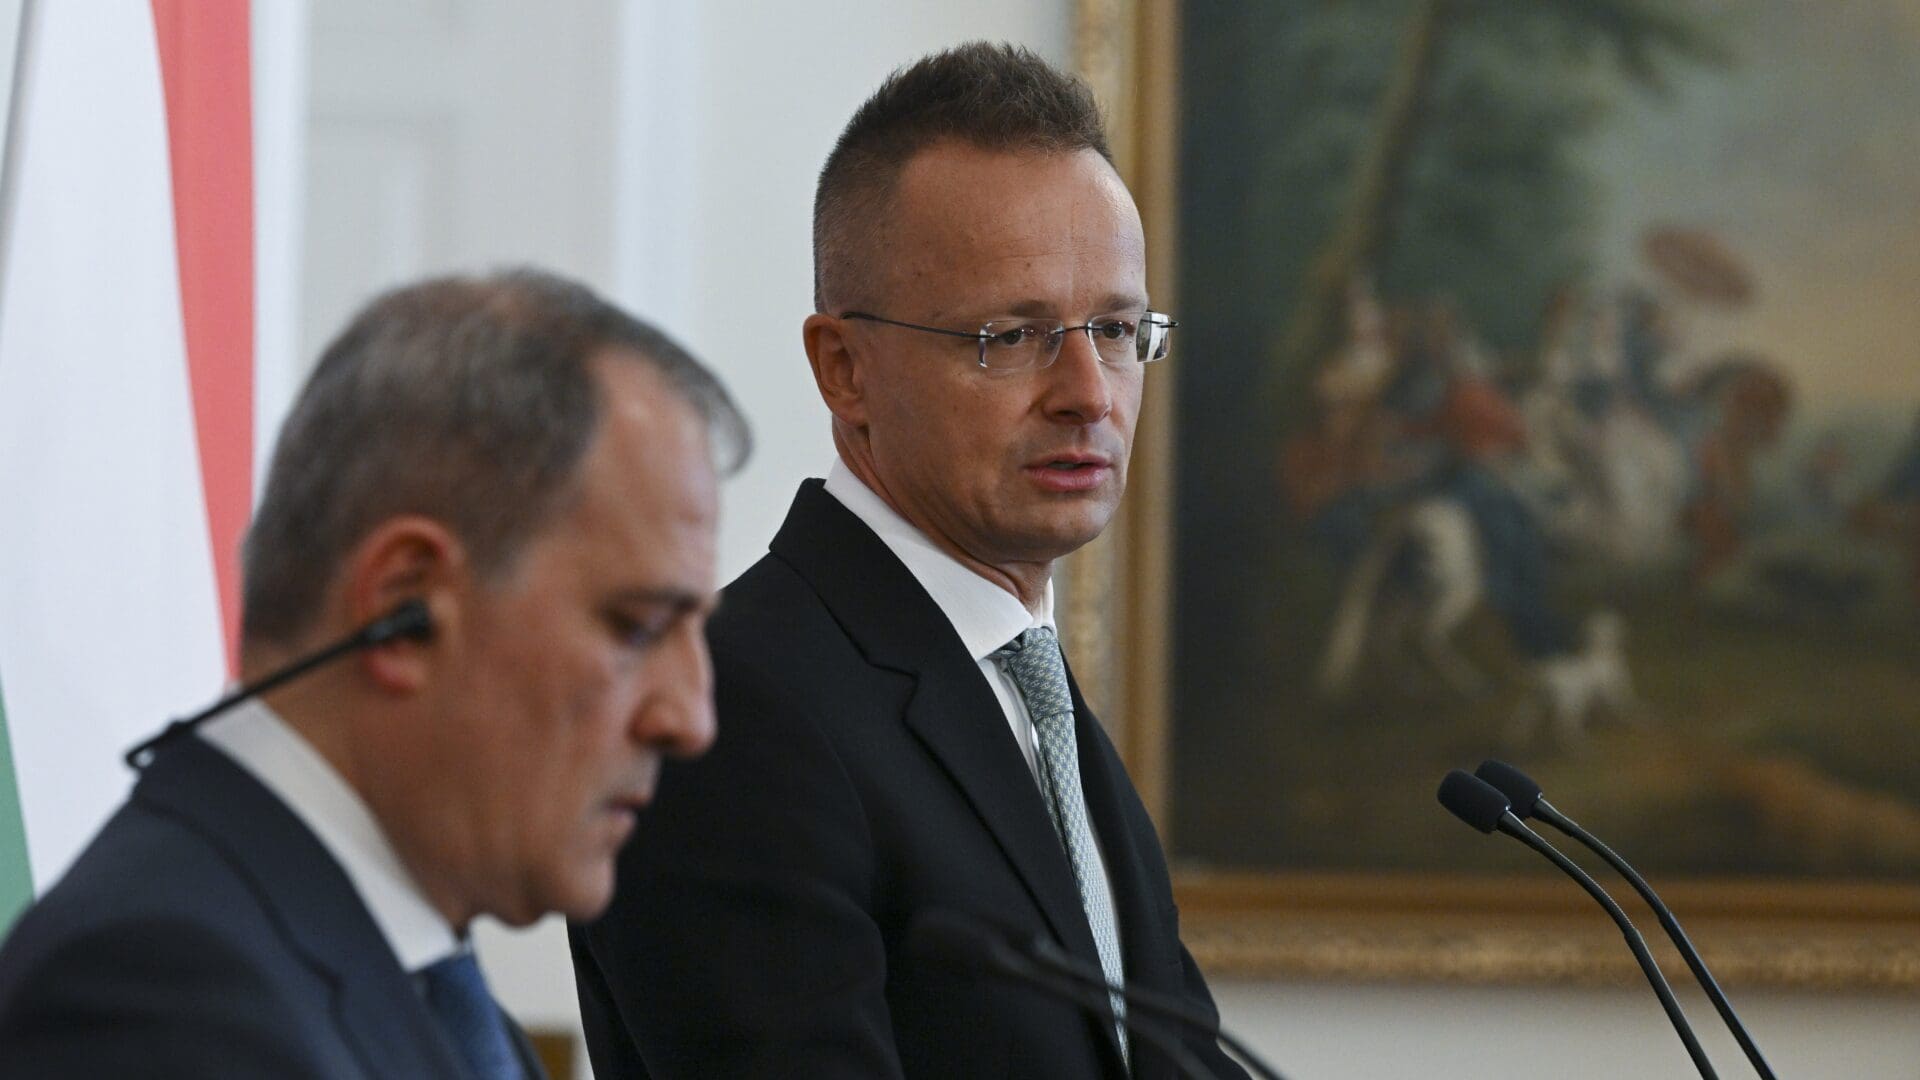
[1165,0,1920,900]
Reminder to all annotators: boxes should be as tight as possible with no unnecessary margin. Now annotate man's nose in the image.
[1039,326,1116,424]
[634,629,718,758]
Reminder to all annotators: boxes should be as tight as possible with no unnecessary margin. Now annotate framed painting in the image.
[1064,0,1920,987]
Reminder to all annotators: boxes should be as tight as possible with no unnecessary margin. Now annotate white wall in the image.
[302,0,621,361]
[1215,979,1917,1079]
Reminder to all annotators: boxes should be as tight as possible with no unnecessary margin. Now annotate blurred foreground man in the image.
[573,44,1246,1080]
[0,270,747,1078]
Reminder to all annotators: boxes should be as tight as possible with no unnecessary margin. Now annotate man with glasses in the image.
[573,43,1245,1080]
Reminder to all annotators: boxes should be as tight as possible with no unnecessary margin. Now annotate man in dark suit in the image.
[572,44,1246,1079]
[0,270,748,1078]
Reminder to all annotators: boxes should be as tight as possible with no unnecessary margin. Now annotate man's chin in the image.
[530,868,618,925]
[1006,510,1118,562]
[573,875,620,922]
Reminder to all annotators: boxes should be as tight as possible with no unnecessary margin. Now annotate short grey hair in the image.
[813,42,1112,312]
[241,268,749,645]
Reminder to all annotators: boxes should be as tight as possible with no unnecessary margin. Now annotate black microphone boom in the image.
[1475,760,1775,1080]
[1437,771,1719,1079]
[907,910,1218,1080]
[124,600,435,769]
[1021,936,1289,1080]
[907,908,1289,1080]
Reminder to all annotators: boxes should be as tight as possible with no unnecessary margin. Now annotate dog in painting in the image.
[1510,610,1639,745]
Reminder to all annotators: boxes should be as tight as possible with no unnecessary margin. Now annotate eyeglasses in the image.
[839,309,1178,370]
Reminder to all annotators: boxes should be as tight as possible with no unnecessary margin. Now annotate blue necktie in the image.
[417,950,525,1080]
[994,626,1130,1071]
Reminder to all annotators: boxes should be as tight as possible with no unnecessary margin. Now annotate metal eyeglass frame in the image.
[839,310,1178,369]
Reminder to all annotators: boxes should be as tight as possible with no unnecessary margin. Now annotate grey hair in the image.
[241,268,749,645]
[812,41,1112,312]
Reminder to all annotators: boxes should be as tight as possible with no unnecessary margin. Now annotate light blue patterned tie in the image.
[417,950,526,1080]
[994,626,1129,1071]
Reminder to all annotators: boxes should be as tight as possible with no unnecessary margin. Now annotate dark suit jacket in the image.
[0,733,541,1079]
[572,480,1246,1079]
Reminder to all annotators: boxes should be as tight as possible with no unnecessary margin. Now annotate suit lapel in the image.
[1068,674,1162,980]
[133,736,471,1080]
[899,665,1107,972]
[1068,673,1178,1079]
[767,481,1107,972]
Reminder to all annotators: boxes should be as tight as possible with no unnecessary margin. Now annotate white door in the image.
[302,0,620,368]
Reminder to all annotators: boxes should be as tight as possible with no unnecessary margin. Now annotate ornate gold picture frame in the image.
[1065,0,1920,990]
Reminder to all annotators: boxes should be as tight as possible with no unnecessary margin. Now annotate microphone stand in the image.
[908,909,1282,1080]
[1440,770,1718,1079]
[1026,937,1289,1080]
[1496,811,1719,1079]
[1014,961,1219,1080]
[1538,800,1774,1079]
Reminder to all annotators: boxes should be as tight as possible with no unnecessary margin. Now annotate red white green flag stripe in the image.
[0,0,264,926]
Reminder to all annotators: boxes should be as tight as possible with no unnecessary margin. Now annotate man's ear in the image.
[341,516,465,694]
[803,313,869,428]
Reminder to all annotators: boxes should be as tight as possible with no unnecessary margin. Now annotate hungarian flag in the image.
[0,0,297,924]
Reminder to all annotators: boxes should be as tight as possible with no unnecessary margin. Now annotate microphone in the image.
[1474,760,1775,1080]
[1436,771,1720,1079]
[907,910,1215,1080]
[124,600,435,769]
[907,908,1290,1080]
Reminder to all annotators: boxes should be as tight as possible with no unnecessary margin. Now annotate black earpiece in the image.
[360,599,435,647]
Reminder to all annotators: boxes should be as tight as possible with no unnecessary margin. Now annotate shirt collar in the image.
[200,697,461,972]
[823,457,1054,660]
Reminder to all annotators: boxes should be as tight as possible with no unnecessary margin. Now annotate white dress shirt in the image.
[201,697,460,973]
[823,459,1123,967]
